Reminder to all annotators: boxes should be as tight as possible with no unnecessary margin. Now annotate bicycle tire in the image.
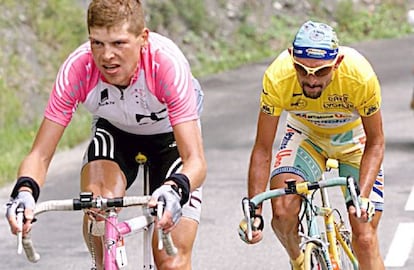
[304,242,329,270]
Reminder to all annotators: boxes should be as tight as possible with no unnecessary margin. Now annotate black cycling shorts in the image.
[82,118,182,192]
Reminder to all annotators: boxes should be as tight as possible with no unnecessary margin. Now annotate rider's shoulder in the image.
[338,46,369,62]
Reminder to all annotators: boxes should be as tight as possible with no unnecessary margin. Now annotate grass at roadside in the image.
[0,0,412,186]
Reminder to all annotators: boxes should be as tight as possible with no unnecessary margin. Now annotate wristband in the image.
[10,176,40,202]
[165,173,190,206]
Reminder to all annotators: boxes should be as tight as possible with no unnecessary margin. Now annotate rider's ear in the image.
[334,55,345,69]
[140,28,149,47]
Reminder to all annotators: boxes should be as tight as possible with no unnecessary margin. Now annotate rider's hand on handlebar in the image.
[5,191,36,235]
[149,184,182,233]
[349,196,375,223]
[238,214,264,244]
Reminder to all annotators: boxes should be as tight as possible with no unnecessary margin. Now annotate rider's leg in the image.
[152,187,202,270]
[270,173,304,268]
[81,159,127,270]
[152,217,198,270]
[349,211,385,270]
[339,158,385,270]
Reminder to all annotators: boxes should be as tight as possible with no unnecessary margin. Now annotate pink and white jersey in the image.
[45,32,198,135]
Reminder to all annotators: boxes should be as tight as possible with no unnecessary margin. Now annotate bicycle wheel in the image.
[336,228,356,270]
[304,242,329,270]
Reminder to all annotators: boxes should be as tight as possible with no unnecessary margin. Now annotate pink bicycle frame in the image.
[104,209,155,269]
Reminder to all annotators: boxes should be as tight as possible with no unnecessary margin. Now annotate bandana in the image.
[292,21,339,60]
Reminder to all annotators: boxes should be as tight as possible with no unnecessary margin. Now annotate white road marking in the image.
[384,223,414,267]
[404,186,414,211]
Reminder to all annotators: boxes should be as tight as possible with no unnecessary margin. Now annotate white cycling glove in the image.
[151,184,182,225]
[359,197,375,222]
[5,191,36,220]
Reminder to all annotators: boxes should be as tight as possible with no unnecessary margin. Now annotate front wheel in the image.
[304,241,329,270]
[336,227,359,270]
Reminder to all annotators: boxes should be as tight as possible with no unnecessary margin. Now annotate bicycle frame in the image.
[243,162,361,270]
[100,198,175,269]
[94,197,156,269]
[300,177,359,270]
[320,175,358,270]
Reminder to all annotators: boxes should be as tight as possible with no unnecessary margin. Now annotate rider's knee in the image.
[271,212,298,235]
[272,199,300,223]
[156,255,190,270]
[352,231,377,250]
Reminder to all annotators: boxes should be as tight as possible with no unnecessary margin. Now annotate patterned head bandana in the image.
[292,21,339,60]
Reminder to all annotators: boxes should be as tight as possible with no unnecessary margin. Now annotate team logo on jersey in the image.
[364,103,379,116]
[290,99,307,109]
[101,89,108,101]
[261,104,274,115]
[135,108,168,125]
[323,94,354,110]
[98,88,115,106]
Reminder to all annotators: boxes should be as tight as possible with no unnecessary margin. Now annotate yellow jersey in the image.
[261,46,381,134]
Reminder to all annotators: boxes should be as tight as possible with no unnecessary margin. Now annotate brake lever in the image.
[242,197,253,241]
[16,203,25,254]
[347,177,361,218]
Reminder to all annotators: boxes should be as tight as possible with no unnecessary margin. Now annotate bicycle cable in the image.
[88,222,97,270]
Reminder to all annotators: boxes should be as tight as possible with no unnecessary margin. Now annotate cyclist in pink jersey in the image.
[5,1,206,269]
[238,21,385,270]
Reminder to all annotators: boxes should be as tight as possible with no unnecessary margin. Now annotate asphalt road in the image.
[1,34,414,269]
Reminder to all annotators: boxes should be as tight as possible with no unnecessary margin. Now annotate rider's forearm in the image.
[248,147,272,200]
[358,141,384,198]
[16,152,51,189]
[178,152,207,191]
[172,120,207,192]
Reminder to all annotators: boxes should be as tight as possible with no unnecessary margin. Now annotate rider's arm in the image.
[248,111,279,213]
[359,109,385,198]
[8,118,65,233]
[170,120,207,193]
[151,118,206,232]
[16,118,65,188]
[150,40,206,202]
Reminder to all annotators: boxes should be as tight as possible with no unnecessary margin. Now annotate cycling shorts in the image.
[82,118,202,222]
[271,116,384,211]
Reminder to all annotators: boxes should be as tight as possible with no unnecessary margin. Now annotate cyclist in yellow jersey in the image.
[239,21,385,270]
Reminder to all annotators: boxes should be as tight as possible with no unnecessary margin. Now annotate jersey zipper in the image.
[118,87,129,124]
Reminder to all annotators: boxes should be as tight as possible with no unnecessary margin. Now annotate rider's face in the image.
[89,22,148,87]
[291,52,343,99]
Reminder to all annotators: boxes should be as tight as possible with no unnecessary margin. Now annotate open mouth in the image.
[103,64,120,70]
[102,64,120,74]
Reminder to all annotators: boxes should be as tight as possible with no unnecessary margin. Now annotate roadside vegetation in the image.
[0,0,412,186]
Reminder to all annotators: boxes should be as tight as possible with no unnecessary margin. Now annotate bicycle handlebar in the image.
[156,201,178,256]
[18,194,177,263]
[242,176,361,241]
[16,203,24,255]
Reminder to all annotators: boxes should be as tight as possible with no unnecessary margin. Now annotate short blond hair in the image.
[87,0,145,36]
